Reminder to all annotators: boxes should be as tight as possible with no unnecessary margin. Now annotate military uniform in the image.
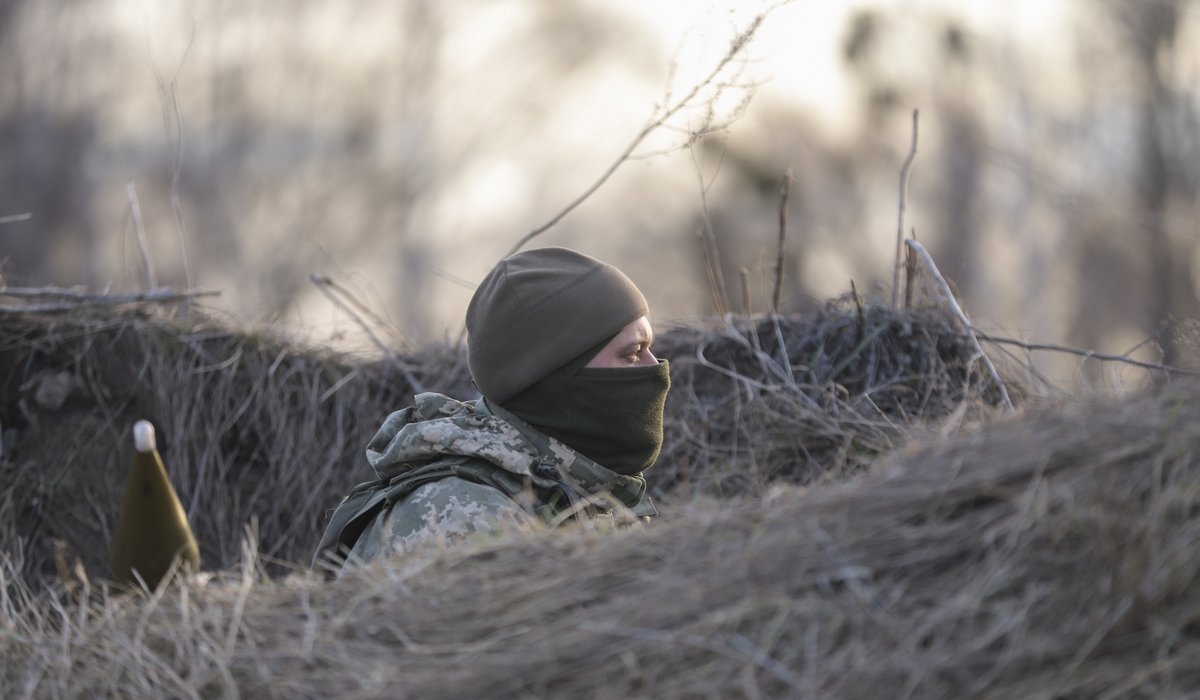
[315,392,656,570]
[315,247,669,572]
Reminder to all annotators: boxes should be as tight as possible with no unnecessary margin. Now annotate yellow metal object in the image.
[110,421,200,589]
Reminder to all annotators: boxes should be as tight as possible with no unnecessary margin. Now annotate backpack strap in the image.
[312,481,391,574]
[312,455,546,573]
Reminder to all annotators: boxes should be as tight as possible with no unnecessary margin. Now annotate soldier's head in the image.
[466,247,669,475]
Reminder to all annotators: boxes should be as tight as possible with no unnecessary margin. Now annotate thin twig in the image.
[151,21,196,308]
[904,228,918,310]
[905,239,1014,412]
[505,10,775,256]
[740,267,752,317]
[774,171,793,315]
[696,231,726,317]
[0,286,217,301]
[1119,316,1196,360]
[850,279,865,344]
[770,313,796,388]
[317,276,413,352]
[126,181,158,289]
[170,81,195,297]
[893,109,920,308]
[0,213,31,224]
[0,288,218,314]
[691,139,731,313]
[970,330,1198,376]
[310,275,426,394]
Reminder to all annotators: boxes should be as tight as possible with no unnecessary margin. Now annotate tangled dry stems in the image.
[3,383,1200,697]
[0,311,458,587]
[654,295,1009,499]
[0,298,997,592]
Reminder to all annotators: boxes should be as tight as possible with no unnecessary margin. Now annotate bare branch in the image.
[0,287,219,314]
[309,275,426,394]
[970,330,1198,376]
[505,9,779,257]
[905,239,1014,412]
[315,275,413,352]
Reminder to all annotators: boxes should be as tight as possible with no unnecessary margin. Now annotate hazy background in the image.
[3,0,1200,384]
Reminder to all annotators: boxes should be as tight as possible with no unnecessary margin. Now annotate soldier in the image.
[314,247,669,570]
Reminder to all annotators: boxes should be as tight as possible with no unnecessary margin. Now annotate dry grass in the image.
[0,297,1000,592]
[0,310,464,588]
[2,381,1200,697]
[0,296,1102,698]
[653,294,1011,499]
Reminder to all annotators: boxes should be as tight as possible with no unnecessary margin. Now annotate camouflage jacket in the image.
[313,392,657,571]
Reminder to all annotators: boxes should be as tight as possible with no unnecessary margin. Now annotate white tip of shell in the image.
[133,420,156,453]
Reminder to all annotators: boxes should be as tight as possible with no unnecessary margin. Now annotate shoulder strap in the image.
[313,455,536,573]
[312,480,391,573]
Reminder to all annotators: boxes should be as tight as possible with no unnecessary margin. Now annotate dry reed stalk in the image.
[4,384,1200,698]
[125,182,156,290]
[740,267,752,317]
[696,230,727,317]
[904,230,918,310]
[850,279,865,343]
[893,109,920,308]
[773,172,792,315]
[691,140,732,315]
[905,239,1013,412]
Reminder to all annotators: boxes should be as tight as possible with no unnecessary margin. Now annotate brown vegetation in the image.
[0,294,1095,698]
[2,366,1199,697]
[0,293,998,592]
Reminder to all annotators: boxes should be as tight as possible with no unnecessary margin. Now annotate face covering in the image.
[501,339,671,476]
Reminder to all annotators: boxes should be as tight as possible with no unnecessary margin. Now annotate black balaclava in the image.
[502,337,670,476]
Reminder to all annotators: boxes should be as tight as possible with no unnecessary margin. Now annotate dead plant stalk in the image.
[773,172,792,315]
[125,181,157,289]
[905,238,1013,412]
[309,275,425,394]
[893,109,920,309]
[691,140,731,314]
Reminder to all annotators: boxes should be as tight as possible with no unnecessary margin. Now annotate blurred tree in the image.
[1104,0,1200,363]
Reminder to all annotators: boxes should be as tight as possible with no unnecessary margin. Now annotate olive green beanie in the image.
[466,247,649,404]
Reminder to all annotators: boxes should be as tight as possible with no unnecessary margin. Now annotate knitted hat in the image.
[466,247,648,404]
